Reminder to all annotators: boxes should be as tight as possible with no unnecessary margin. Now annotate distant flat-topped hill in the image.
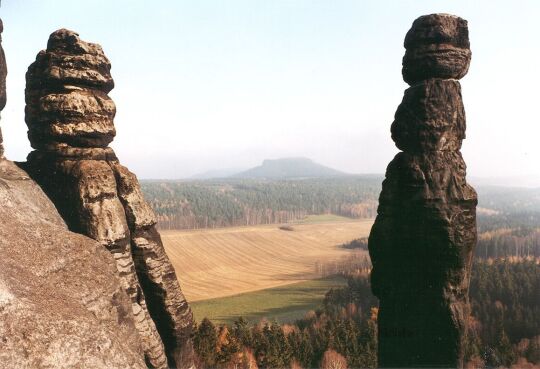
[234,157,348,179]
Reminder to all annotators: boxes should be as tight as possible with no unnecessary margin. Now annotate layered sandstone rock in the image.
[23,29,195,369]
[368,14,477,368]
[402,14,471,85]
[0,20,146,369]
[0,161,147,369]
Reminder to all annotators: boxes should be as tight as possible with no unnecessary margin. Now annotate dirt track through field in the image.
[161,219,374,301]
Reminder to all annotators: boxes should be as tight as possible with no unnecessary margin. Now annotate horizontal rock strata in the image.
[369,13,477,368]
[402,14,471,85]
[23,29,195,369]
[0,19,145,367]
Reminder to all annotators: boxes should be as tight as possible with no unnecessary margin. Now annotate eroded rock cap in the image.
[26,29,116,151]
[402,13,471,85]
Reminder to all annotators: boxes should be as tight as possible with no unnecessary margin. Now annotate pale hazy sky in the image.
[1,1,539,179]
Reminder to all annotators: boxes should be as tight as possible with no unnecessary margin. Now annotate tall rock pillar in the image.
[368,14,477,368]
[0,19,7,158]
[23,29,195,369]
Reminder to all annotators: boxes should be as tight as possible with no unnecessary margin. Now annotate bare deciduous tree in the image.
[321,349,348,369]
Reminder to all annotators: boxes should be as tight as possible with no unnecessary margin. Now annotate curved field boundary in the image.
[161,219,373,301]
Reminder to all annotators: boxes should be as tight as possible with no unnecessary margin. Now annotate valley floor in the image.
[161,218,373,302]
[190,276,348,324]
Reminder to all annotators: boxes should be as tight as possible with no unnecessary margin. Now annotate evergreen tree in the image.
[494,318,516,368]
[266,321,292,368]
[359,318,378,369]
[232,317,253,348]
[300,330,314,369]
[194,318,218,368]
[217,330,241,366]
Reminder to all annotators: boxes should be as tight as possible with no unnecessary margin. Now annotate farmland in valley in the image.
[161,217,374,302]
[189,276,348,324]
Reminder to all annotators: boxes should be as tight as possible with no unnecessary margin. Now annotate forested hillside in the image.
[142,176,540,234]
[141,177,381,229]
[476,227,540,259]
[476,186,540,260]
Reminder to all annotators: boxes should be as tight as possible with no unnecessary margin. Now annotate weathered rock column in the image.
[0,19,7,158]
[23,29,195,369]
[1,21,147,369]
[368,14,477,368]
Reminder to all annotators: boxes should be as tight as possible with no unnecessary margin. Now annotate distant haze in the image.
[2,1,540,182]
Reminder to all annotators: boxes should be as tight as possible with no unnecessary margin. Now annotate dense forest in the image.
[142,178,540,232]
[476,227,540,259]
[467,260,540,367]
[192,260,540,369]
[141,177,381,229]
[472,187,540,261]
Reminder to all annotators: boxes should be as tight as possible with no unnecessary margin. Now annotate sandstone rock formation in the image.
[0,20,146,369]
[22,29,195,369]
[0,19,7,158]
[368,14,477,368]
[0,161,147,369]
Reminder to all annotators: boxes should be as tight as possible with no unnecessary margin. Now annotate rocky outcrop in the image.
[23,29,195,369]
[0,161,147,369]
[368,14,477,368]
[0,20,146,369]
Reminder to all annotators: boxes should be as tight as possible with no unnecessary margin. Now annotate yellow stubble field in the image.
[161,218,374,302]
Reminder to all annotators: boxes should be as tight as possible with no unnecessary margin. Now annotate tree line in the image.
[141,178,380,230]
[141,179,540,231]
[192,272,378,369]
[476,226,540,259]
